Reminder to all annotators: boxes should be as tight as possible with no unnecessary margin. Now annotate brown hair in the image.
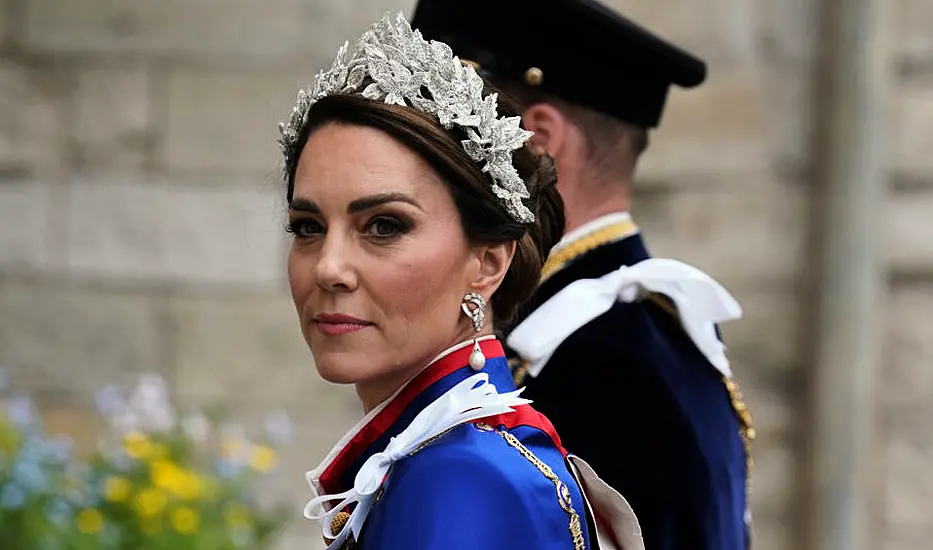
[283,83,564,329]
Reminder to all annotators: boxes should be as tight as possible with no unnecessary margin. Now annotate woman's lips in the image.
[312,313,374,336]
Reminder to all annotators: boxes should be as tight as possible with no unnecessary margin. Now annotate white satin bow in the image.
[304,373,530,549]
[507,258,743,378]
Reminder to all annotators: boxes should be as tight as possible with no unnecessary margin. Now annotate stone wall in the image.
[0,1,930,549]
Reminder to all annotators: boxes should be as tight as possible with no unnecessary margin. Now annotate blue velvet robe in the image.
[307,340,594,550]
[505,227,751,550]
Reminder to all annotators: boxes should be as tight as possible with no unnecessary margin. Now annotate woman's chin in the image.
[311,351,374,385]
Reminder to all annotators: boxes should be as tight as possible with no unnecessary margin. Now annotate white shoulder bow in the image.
[304,373,530,550]
[507,258,743,378]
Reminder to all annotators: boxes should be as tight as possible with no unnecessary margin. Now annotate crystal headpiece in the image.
[277,12,535,223]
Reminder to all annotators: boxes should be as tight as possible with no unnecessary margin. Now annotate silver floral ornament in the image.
[277,11,536,224]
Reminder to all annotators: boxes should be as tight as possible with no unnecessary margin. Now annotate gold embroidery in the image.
[540,219,639,283]
[477,423,586,550]
[723,376,755,498]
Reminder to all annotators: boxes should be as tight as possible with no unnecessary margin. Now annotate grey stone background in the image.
[0,1,930,549]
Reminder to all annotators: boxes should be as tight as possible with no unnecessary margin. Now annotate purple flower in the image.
[94,385,124,416]
[6,395,37,429]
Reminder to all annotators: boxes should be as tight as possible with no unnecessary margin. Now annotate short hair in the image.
[498,82,649,178]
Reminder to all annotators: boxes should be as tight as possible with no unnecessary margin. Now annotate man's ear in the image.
[523,102,569,158]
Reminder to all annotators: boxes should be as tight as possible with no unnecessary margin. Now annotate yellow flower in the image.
[103,476,132,502]
[76,509,104,535]
[150,460,183,489]
[223,502,251,527]
[123,431,153,460]
[249,445,277,473]
[177,474,203,500]
[133,488,168,517]
[171,507,200,534]
[150,460,203,500]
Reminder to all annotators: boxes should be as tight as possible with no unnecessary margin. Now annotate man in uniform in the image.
[411,1,754,550]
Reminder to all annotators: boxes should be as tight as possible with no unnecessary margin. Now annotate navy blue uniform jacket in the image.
[506,231,751,550]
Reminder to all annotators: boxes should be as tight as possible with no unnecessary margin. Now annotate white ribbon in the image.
[304,373,531,549]
[507,258,743,379]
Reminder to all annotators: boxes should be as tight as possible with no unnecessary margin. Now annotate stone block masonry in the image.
[58,179,287,286]
[1,1,932,549]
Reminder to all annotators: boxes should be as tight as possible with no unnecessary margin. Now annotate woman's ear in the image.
[471,241,517,296]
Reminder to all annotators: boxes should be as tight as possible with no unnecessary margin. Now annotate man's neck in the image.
[561,177,632,234]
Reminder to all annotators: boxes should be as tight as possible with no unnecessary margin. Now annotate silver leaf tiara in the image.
[277,11,535,224]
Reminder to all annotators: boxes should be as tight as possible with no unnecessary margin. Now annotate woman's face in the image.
[288,122,488,405]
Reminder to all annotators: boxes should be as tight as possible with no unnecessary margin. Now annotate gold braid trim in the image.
[540,219,639,283]
[724,376,756,494]
[476,423,586,550]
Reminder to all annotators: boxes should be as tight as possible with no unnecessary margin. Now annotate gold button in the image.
[525,66,544,86]
[323,511,351,544]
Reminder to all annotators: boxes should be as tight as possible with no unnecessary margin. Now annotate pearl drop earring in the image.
[469,340,486,371]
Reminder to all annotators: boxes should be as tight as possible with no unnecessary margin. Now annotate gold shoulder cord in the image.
[476,423,586,550]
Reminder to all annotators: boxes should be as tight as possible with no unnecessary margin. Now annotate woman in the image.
[278,12,642,550]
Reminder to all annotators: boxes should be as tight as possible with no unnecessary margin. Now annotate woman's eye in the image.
[286,219,323,238]
[366,216,409,238]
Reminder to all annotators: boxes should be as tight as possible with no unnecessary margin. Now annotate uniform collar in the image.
[552,211,636,254]
[309,337,512,494]
[541,212,640,283]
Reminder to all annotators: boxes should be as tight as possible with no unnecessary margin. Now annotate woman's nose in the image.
[313,235,359,293]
